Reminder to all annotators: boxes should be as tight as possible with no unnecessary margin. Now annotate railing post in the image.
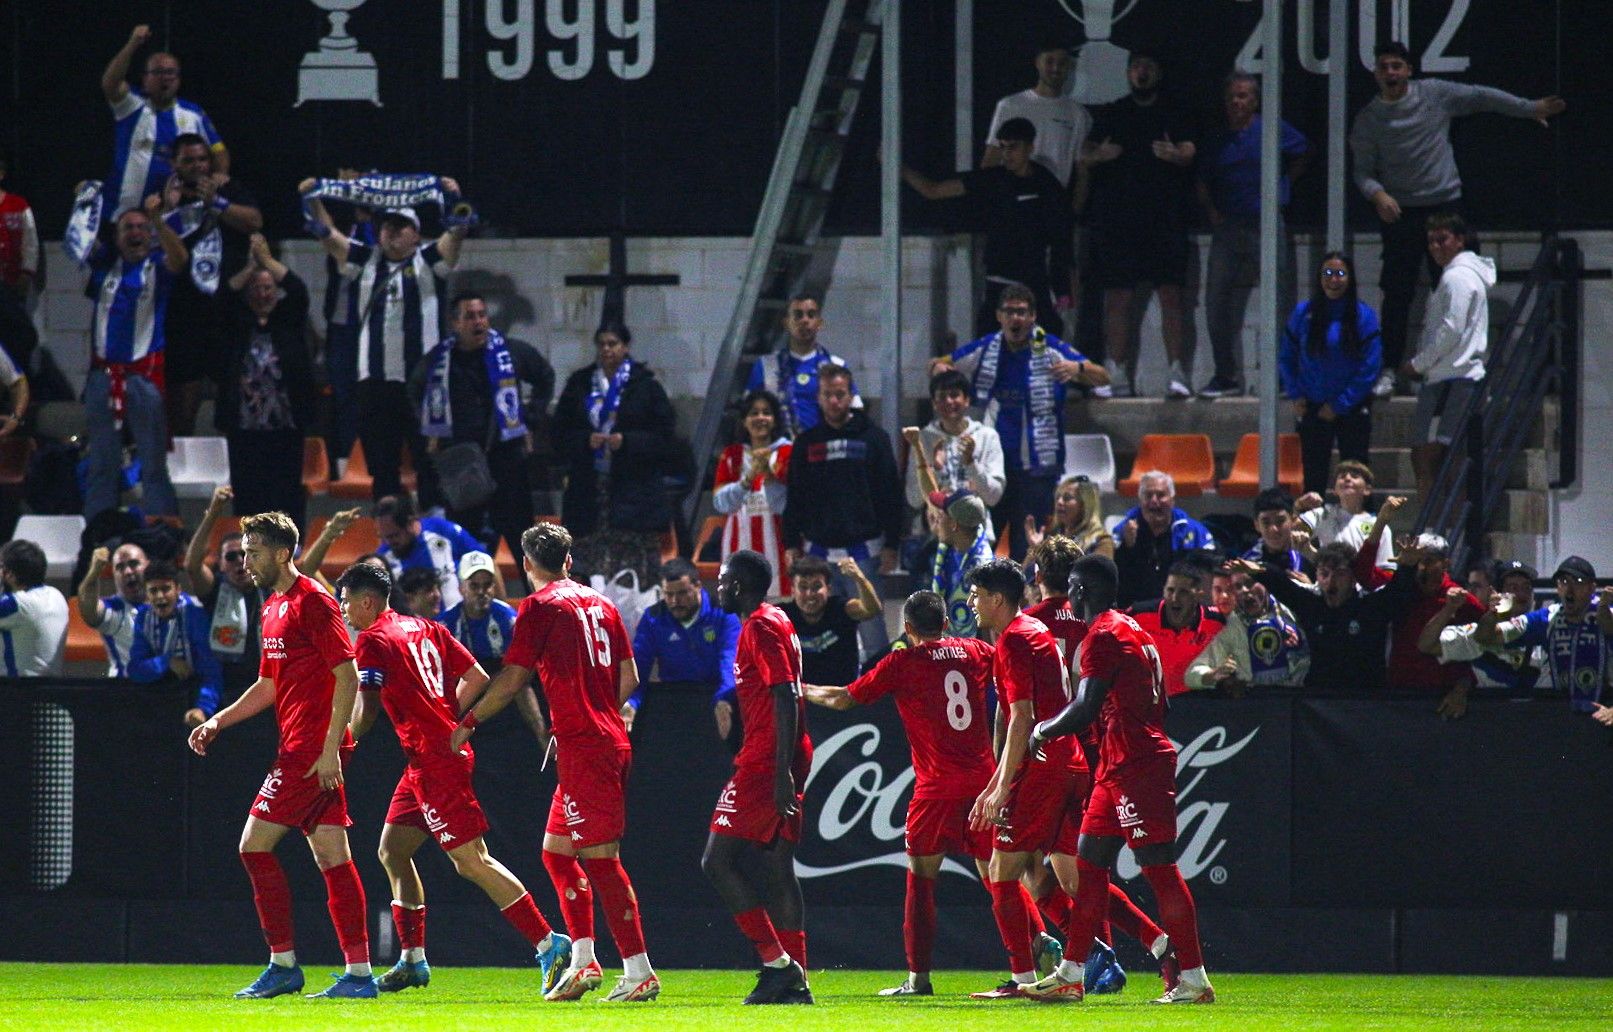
[1464,404,1485,565]
[1552,238,1582,490]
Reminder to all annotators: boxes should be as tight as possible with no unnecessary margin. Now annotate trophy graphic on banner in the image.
[296,0,382,106]
[1056,0,1139,105]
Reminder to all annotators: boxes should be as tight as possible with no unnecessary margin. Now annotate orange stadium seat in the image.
[204,516,244,564]
[1218,433,1304,498]
[329,441,417,500]
[1117,434,1216,498]
[693,515,725,581]
[65,604,105,664]
[306,515,380,579]
[303,436,331,496]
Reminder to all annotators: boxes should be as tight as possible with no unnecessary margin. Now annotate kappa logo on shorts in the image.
[714,815,732,828]
[438,831,455,844]
[714,780,739,814]
[1115,794,1142,829]
[1132,827,1147,839]
[254,800,272,813]
[570,831,582,841]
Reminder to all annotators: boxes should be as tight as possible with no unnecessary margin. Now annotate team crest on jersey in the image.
[278,601,289,619]
[704,627,716,643]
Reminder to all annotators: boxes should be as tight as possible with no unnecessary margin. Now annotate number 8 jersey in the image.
[356,608,479,765]
[504,580,633,749]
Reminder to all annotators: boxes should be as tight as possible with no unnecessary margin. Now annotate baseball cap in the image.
[927,488,986,529]
[458,551,497,582]
[384,206,421,230]
[1494,559,1537,583]
[1553,556,1596,582]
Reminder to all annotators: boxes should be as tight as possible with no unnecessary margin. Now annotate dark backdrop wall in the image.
[2,1,1608,239]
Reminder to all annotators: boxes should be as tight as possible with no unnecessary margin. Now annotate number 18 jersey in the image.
[847,637,996,799]
[504,580,633,750]
[356,608,478,766]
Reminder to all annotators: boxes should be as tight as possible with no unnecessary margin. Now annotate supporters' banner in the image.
[6,1,1602,238]
[299,172,475,233]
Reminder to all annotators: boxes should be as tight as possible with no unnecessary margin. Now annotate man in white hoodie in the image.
[1400,212,1494,502]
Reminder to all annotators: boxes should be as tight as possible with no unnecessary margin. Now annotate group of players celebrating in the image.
[187,512,1213,1005]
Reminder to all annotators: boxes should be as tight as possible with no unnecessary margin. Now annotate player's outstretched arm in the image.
[771,682,801,819]
[1034,674,1111,745]
[450,662,533,751]
[307,661,359,790]
[802,683,855,710]
[188,676,277,755]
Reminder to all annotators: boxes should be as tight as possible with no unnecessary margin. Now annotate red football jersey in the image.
[847,637,996,799]
[1129,602,1224,697]
[994,612,1082,773]
[1023,596,1098,753]
[258,575,356,756]
[356,608,478,765]
[733,602,811,775]
[1081,609,1175,776]
[504,580,633,749]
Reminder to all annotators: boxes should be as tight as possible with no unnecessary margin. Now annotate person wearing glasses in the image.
[1470,557,1613,723]
[1279,252,1382,496]
[184,485,265,694]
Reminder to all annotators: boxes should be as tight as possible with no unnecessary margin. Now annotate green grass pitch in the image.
[2,964,1611,1030]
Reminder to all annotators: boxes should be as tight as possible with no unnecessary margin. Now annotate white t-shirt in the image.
[0,345,20,388]
[0,584,69,676]
[986,89,1092,188]
[1301,505,1392,567]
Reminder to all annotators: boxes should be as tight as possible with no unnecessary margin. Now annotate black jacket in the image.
[1258,562,1416,691]
[782,410,903,550]
[405,334,554,448]
[216,271,316,433]
[554,360,677,535]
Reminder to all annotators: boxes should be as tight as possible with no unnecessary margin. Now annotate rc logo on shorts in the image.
[714,780,739,814]
[563,793,584,826]
[423,805,447,833]
[1115,794,1141,829]
[259,768,284,799]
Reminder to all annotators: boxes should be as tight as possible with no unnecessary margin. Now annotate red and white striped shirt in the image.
[714,439,792,598]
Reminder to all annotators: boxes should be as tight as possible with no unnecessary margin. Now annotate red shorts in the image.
[385,755,489,850]
[710,764,803,845]
[248,748,353,834]
[995,764,1088,857]
[906,796,992,860]
[1082,759,1179,847]
[546,744,631,848]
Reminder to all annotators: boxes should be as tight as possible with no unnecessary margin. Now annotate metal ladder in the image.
[683,0,884,527]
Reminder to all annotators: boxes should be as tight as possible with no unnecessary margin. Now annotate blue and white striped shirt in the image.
[105,90,222,217]
[89,250,173,363]
[343,240,453,384]
[0,586,69,677]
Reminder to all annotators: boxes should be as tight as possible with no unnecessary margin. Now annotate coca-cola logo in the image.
[796,721,1259,886]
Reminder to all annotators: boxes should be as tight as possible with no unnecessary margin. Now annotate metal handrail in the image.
[1413,236,1582,568]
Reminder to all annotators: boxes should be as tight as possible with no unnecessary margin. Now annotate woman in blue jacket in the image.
[1280,252,1382,494]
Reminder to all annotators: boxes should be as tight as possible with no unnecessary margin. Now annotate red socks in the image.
[321,860,370,965]
[391,901,425,951]
[499,892,552,949]
[777,927,808,975]
[581,857,646,959]
[543,850,594,940]
[1036,883,1074,932]
[1142,864,1204,970]
[240,851,295,954]
[1108,881,1165,948]
[1062,856,1110,962]
[904,871,936,975]
[734,906,786,964]
[988,880,1034,974]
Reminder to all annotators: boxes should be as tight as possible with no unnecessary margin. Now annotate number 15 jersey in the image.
[505,580,633,750]
[356,608,478,766]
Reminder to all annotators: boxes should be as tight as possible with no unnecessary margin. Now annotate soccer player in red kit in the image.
[701,549,813,1005]
[804,589,995,997]
[186,511,375,1000]
[1026,537,1178,995]
[964,558,1088,1000]
[337,562,570,992]
[1023,553,1214,1004]
[449,523,658,1002]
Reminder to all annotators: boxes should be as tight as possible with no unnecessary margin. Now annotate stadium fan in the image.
[627,557,742,744]
[744,293,861,437]
[125,559,222,727]
[1296,459,1391,567]
[1113,472,1216,607]
[925,488,993,639]
[1470,557,1613,720]
[375,493,483,611]
[77,541,148,677]
[904,370,1006,545]
[1242,488,1314,579]
[1185,565,1310,691]
[438,551,517,672]
[1127,560,1226,698]
[1025,475,1112,560]
[713,389,792,598]
[780,554,882,687]
[0,538,68,676]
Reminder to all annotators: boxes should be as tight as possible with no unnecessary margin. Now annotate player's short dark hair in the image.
[398,567,441,597]
[966,558,1026,603]
[1316,542,1356,571]
[373,494,417,524]
[1166,559,1205,585]
[1070,553,1119,600]
[1374,41,1413,64]
[450,290,486,316]
[929,368,971,399]
[1032,535,1083,593]
[522,522,573,573]
[143,559,180,584]
[790,554,832,584]
[996,117,1037,144]
[903,590,947,637]
[337,561,394,603]
[726,549,773,597]
[0,539,46,589]
[1253,487,1295,517]
[817,361,853,386]
[997,283,1036,311]
[659,557,699,585]
[172,132,210,155]
[241,511,300,554]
